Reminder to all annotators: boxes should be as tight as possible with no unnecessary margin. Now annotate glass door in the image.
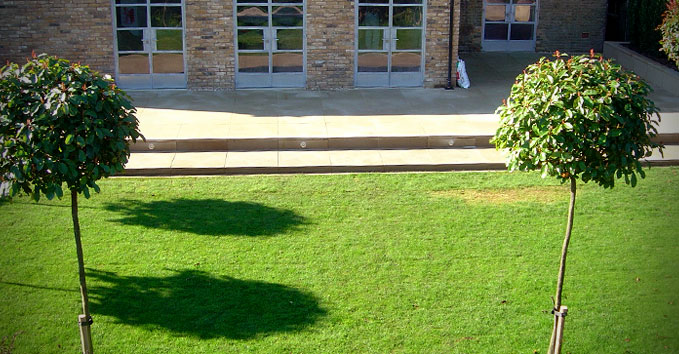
[482,0,538,51]
[113,0,186,89]
[235,0,305,88]
[355,0,425,87]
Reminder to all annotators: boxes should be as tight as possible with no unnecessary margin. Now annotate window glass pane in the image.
[358,7,388,27]
[150,0,180,3]
[276,29,303,50]
[238,29,264,50]
[272,6,304,27]
[150,6,182,27]
[273,0,303,2]
[153,53,184,73]
[393,6,423,27]
[486,0,509,3]
[359,0,389,3]
[116,7,147,28]
[396,29,421,50]
[239,53,269,73]
[358,53,388,72]
[358,29,384,50]
[394,0,422,4]
[117,30,145,51]
[116,0,146,4]
[237,6,268,26]
[119,53,149,74]
[485,5,506,21]
[391,52,421,72]
[510,23,534,40]
[237,0,265,2]
[156,29,183,51]
[484,23,508,40]
[514,0,536,4]
[513,5,534,22]
[273,53,303,73]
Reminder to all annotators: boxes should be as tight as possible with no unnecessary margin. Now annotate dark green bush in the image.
[659,0,679,68]
[492,52,663,188]
[0,54,143,201]
[628,0,668,54]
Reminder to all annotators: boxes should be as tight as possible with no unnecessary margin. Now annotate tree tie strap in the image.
[551,308,568,318]
[78,315,94,327]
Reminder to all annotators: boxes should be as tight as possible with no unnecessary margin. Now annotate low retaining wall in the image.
[603,41,679,94]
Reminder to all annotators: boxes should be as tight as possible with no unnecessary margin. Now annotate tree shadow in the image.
[0,280,77,293]
[103,199,306,236]
[87,269,327,340]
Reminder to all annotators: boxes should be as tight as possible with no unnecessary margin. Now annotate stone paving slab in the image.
[125,52,679,174]
[123,146,678,176]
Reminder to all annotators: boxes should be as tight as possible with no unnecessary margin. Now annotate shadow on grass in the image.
[103,199,306,236]
[0,281,77,293]
[88,269,326,340]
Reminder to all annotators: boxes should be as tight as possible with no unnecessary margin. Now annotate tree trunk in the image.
[548,177,576,354]
[71,190,93,354]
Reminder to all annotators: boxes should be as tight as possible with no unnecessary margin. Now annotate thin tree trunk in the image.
[72,190,93,353]
[548,177,576,354]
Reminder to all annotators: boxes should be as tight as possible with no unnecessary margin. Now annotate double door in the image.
[482,0,538,51]
[113,0,186,89]
[235,0,306,88]
[355,0,425,87]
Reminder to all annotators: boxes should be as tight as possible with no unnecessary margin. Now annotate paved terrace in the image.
[125,52,679,175]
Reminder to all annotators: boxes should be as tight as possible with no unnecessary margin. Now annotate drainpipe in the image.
[445,0,456,90]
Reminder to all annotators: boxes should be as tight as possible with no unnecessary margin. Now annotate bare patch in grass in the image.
[431,186,569,204]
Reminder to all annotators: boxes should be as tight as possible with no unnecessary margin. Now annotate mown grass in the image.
[1,168,678,353]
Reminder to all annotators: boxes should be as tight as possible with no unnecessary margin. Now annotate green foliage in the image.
[659,0,679,68]
[0,54,143,201]
[628,0,668,54]
[492,52,663,189]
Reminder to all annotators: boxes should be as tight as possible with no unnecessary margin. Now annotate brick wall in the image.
[306,0,354,89]
[424,0,460,88]
[0,0,114,75]
[185,0,235,90]
[0,0,464,90]
[458,0,607,54]
[536,0,607,53]
[459,0,482,52]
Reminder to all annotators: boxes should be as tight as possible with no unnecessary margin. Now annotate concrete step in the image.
[130,133,678,153]
[122,146,679,177]
[130,134,495,152]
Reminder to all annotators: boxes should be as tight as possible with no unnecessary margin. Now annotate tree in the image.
[0,54,143,353]
[659,0,679,68]
[491,51,663,354]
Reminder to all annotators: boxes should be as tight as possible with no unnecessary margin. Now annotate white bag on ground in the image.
[456,58,471,89]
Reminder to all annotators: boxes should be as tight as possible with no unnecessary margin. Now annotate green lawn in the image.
[1,169,678,353]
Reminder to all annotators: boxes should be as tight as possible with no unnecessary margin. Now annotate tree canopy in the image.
[0,54,142,200]
[492,51,663,188]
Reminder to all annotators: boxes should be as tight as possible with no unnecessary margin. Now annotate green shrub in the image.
[0,54,142,200]
[659,0,679,68]
[628,0,668,54]
[492,51,663,188]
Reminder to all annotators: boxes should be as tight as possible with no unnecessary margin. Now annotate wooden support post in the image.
[78,314,93,353]
[553,305,568,354]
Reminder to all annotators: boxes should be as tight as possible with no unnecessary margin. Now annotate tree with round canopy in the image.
[0,53,143,353]
[492,50,664,354]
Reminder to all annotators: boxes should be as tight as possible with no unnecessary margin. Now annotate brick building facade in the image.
[0,1,606,90]
[459,0,608,53]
